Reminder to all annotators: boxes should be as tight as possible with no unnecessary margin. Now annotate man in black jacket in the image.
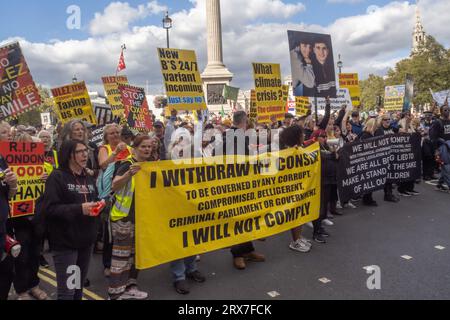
[375,114,400,202]
[430,105,450,191]
[0,155,18,300]
[219,111,265,270]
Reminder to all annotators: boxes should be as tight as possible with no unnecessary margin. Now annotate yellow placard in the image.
[158,48,207,110]
[253,63,285,123]
[51,81,97,125]
[339,73,360,107]
[102,76,129,118]
[135,145,321,269]
[249,89,257,122]
[384,85,406,111]
[295,97,311,117]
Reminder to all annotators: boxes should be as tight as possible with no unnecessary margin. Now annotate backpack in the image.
[97,162,116,201]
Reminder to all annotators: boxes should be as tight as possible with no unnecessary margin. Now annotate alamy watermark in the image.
[66,5,81,30]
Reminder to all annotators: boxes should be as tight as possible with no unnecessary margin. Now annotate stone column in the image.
[202,0,232,78]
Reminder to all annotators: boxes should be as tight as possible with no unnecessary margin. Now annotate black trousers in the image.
[423,157,436,178]
[53,246,92,300]
[102,221,112,269]
[398,181,415,193]
[313,184,337,236]
[8,219,40,294]
[231,242,255,258]
[363,192,374,204]
[0,255,14,300]
[384,183,394,197]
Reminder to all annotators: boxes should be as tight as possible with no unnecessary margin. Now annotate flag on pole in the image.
[116,45,126,74]
[220,106,226,118]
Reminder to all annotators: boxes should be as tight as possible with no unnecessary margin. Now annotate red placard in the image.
[119,85,153,133]
[0,42,41,120]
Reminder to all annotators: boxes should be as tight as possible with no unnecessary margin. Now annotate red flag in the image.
[116,50,126,73]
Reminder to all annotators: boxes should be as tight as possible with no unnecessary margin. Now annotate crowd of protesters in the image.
[0,99,449,300]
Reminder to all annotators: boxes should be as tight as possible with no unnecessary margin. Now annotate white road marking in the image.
[267,291,280,298]
[435,245,446,250]
[401,255,413,260]
[318,278,331,284]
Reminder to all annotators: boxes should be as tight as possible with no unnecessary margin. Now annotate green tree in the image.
[361,35,450,110]
[360,74,385,110]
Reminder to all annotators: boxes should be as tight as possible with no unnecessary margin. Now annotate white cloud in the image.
[2,0,449,96]
[89,1,167,36]
[328,0,364,3]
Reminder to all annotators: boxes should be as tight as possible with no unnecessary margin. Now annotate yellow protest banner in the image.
[253,63,285,123]
[102,76,129,118]
[135,144,321,269]
[249,89,257,122]
[384,85,406,111]
[339,73,360,107]
[282,85,289,113]
[51,81,97,125]
[295,97,311,117]
[158,48,207,110]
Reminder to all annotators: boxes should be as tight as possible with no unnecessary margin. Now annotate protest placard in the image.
[158,48,206,110]
[249,89,257,122]
[102,76,129,118]
[338,134,422,202]
[337,136,391,202]
[0,42,41,120]
[430,89,449,106]
[93,102,114,126]
[135,144,321,269]
[0,141,45,218]
[119,84,153,133]
[288,30,337,98]
[51,81,97,125]
[387,134,422,182]
[339,73,360,107]
[253,63,285,123]
[312,88,352,110]
[295,97,311,117]
[223,85,240,102]
[403,74,414,112]
[384,85,405,111]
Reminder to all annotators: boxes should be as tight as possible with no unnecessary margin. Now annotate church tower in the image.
[412,0,426,55]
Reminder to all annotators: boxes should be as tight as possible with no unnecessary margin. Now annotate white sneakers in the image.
[117,287,149,300]
[289,238,312,253]
[322,219,334,226]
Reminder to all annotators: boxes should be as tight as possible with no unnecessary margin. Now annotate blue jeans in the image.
[170,256,197,283]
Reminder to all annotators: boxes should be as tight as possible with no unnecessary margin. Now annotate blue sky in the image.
[0,0,394,43]
[0,0,447,93]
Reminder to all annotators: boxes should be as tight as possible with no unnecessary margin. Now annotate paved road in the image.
[33,181,450,300]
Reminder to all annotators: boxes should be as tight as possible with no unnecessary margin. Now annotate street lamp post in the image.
[72,75,78,83]
[162,11,173,49]
[337,54,343,74]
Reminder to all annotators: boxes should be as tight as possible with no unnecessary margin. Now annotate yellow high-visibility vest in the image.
[44,150,59,175]
[110,160,135,222]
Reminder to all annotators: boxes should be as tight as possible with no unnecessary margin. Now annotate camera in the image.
[5,235,21,258]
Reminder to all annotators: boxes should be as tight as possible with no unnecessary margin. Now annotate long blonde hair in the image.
[363,118,377,135]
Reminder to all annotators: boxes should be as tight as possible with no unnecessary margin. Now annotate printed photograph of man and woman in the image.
[288,30,337,98]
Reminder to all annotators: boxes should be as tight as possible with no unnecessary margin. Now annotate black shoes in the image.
[363,201,378,207]
[174,280,190,295]
[186,271,206,283]
[384,195,400,202]
[313,234,327,244]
